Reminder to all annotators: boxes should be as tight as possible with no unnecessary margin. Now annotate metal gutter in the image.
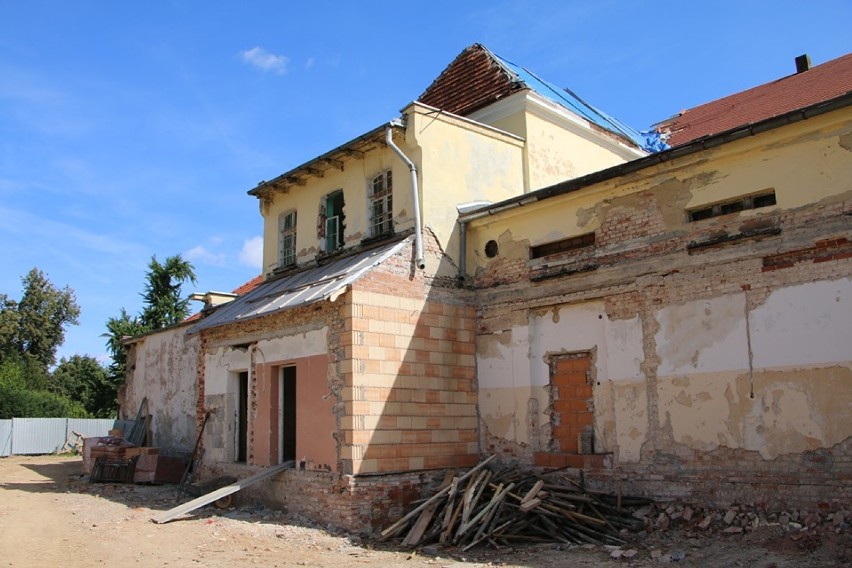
[458,91,852,224]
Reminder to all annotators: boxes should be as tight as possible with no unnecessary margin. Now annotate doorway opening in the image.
[279,366,296,463]
[237,371,248,463]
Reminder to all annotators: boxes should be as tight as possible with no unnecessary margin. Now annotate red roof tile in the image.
[657,53,852,147]
[231,274,263,296]
[182,274,263,323]
[418,44,523,116]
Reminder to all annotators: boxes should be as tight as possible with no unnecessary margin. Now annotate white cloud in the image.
[304,57,315,70]
[186,245,226,266]
[240,47,289,75]
[239,236,263,268]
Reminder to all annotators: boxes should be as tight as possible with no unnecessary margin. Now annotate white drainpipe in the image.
[386,123,425,269]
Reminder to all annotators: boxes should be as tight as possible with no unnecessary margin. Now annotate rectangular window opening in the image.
[531,232,596,259]
[688,189,776,222]
[322,190,345,252]
[278,210,297,267]
[369,170,393,238]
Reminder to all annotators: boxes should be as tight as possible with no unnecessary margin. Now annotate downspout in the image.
[458,219,467,283]
[386,123,425,270]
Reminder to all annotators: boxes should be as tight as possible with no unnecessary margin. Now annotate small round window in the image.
[484,240,499,258]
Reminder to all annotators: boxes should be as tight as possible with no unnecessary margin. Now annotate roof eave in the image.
[248,122,405,198]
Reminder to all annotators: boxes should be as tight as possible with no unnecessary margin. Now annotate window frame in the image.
[530,232,596,260]
[368,170,393,238]
[278,209,297,268]
[687,190,777,222]
[321,190,345,252]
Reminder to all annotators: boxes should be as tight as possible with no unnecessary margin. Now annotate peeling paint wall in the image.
[477,301,645,461]
[656,280,852,460]
[202,326,330,466]
[466,90,645,192]
[260,143,409,274]
[468,106,852,505]
[122,325,198,450]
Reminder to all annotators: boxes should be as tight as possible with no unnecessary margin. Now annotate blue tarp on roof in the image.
[490,51,666,152]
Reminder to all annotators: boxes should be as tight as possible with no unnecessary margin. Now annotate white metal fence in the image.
[0,417,115,456]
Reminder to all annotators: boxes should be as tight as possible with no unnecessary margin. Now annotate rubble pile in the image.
[632,501,850,537]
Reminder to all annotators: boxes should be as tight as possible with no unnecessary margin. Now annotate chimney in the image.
[795,54,811,74]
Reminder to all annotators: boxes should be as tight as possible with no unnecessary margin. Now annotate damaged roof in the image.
[418,44,650,150]
[188,238,410,334]
[656,52,852,147]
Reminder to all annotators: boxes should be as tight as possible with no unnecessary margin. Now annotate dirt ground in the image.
[0,455,849,568]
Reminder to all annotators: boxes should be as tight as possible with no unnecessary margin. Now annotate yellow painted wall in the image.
[468,92,646,192]
[260,104,526,278]
[407,103,525,277]
[466,108,852,274]
[260,142,416,275]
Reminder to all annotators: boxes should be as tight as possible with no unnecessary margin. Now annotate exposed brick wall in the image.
[193,231,480,530]
[587,438,852,511]
[206,460,447,534]
[473,192,852,508]
[197,296,342,468]
[341,233,479,474]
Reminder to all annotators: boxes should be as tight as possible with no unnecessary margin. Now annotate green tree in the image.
[0,357,86,419]
[51,355,115,417]
[12,268,80,371]
[103,308,147,382]
[0,294,19,361]
[104,254,196,383]
[139,255,197,329]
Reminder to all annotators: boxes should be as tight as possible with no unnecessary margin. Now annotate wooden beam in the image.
[152,461,295,524]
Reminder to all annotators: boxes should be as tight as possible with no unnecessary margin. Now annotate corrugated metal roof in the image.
[188,238,409,334]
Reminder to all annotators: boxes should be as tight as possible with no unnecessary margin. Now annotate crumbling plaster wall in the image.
[477,302,645,461]
[468,109,852,500]
[465,91,644,192]
[199,302,338,468]
[122,325,198,450]
[656,279,852,460]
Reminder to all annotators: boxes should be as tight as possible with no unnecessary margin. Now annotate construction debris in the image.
[152,460,296,524]
[380,456,650,551]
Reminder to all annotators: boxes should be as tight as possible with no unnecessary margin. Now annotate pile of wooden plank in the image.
[380,456,651,551]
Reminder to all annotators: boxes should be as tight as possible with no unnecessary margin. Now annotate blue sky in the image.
[2,1,850,364]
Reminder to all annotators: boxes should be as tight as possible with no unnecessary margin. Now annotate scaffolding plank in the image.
[152,461,295,524]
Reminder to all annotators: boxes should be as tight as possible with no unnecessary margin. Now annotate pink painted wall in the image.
[252,354,335,468]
